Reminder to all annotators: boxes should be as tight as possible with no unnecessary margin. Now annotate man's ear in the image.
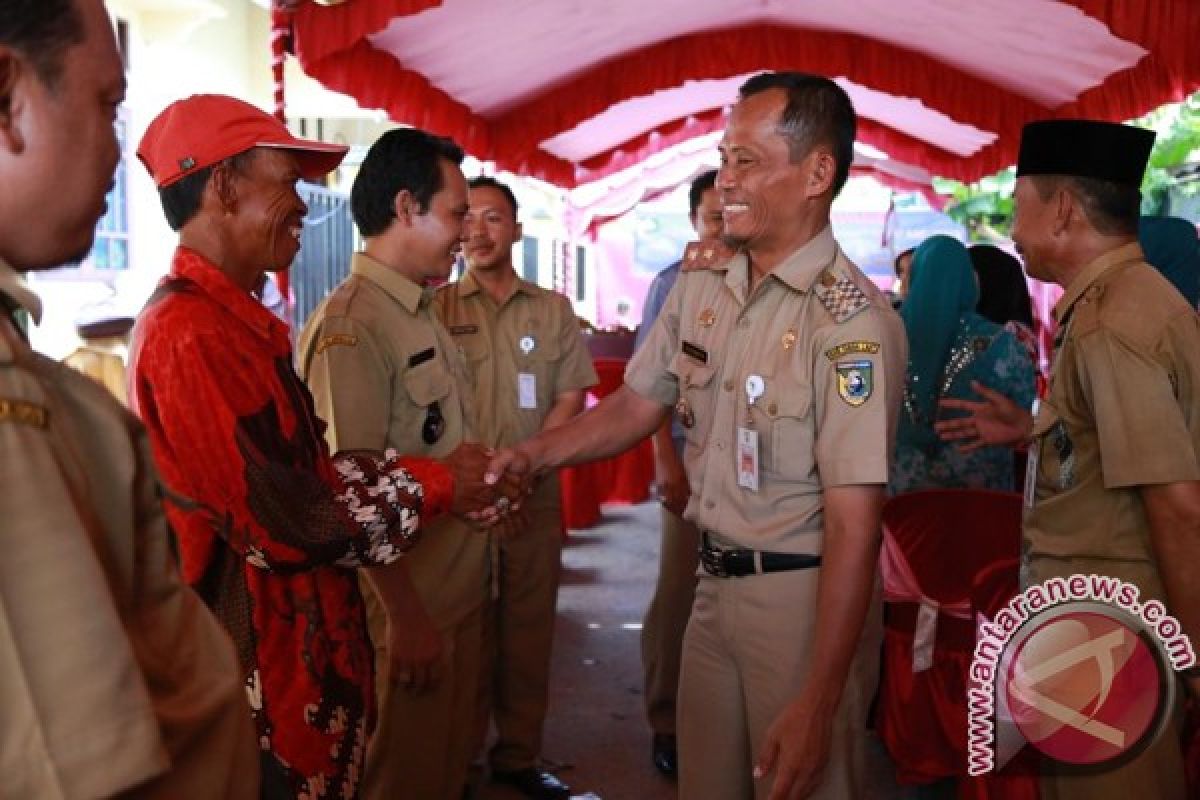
[805,149,837,198]
[1053,185,1075,236]
[393,190,417,225]
[513,220,523,241]
[210,161,239,215]
[0,49,29,156]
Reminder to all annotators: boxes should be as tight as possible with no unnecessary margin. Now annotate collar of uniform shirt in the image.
[0,257,43,324]
[1051,241,1144,324]
[722,224,839,297]
[349,250,427,314]
[458,268,537,303]
[171,246,289,347]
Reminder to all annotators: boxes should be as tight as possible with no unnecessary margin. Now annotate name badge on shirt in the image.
[518,372,537,410]
[1023,438,1040,510]
[737,426,760,492]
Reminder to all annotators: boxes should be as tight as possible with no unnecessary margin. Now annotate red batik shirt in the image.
[130,247,454,799]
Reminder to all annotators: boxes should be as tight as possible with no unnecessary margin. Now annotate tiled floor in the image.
[476,502,905,800]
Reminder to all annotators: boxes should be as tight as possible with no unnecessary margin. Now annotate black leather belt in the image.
[699,533,822,578]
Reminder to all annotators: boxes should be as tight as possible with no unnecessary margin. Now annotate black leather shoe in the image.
[491,768,570,800]
[652,733,678,777]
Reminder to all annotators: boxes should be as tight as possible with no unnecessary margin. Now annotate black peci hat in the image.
[1016,119,1155,188]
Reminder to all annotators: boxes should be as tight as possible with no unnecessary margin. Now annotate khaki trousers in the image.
[480,482,564,772]
[1025,555,1189,800]
[678,569,881,800]
[640,504,700,735]
[362,523,489,800]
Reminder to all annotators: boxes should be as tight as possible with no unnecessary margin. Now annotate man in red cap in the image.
[130,94,512,799]
[0,3,260,798]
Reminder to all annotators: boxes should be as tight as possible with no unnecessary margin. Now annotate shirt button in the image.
[768,402,778,415]
[723,379,734,391]
[704,499,715,510]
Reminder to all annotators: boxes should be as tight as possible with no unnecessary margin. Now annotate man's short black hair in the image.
[1032,174,1141,236]
[0,0,85,89]
[352,128,465,237]
[157,149,257,232]
[738,71,857,195]
[688,169,717,218]
[468,175,519,219]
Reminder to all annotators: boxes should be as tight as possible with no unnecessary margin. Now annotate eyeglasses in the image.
[422,401,445,445]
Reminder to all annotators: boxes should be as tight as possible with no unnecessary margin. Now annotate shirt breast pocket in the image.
[519,337,563,410]
[765,378,815,480]
[400,361,454,453]
[668,352,718,449]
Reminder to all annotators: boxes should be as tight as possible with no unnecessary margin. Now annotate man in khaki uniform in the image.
[634,168,723,777]
[436,176,597,800]
[0,1,258,796]
[486,72,906,800]
[298,128,489,800]
[63,313,134,404]
[943,120,1200,799]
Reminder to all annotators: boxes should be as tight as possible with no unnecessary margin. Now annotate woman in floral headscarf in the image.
[889,235,1036,495]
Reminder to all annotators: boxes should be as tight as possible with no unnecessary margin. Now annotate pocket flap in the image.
[669,352,716,389]
[1031,402,1060,438]
[402,363,452,407]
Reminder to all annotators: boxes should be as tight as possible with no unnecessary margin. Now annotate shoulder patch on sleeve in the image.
[824,340,881,361]
[682,240,737,272]
[315,333,359,355]
[0,397,48,428]
[814,270,870,323]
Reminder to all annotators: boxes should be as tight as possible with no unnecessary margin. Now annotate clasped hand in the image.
[443,442,530,529]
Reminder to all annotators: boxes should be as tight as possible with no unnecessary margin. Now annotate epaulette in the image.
[813,268,870,323]
[681,240,737,272]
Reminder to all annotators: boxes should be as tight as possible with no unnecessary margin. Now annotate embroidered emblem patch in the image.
[697,308,716,328]
[315,333,358,354]
[782,328,798,351]
[835,360,873,407]
[824,340,880,361]
[0,398,48,428]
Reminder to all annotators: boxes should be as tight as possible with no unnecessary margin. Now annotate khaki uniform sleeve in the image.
[625,275,683,408]
[551,294,598,395]
[0,380,168,798]
[1076,327,1200,488]
[300,315,392,453]
[813,308,907,486]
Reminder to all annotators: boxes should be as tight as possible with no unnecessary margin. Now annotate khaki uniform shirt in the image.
[63,336,129,406]
[626,226,906,553]
[298,252,484,622]
[434,271,598,511]
[1024,242,1200,598]
[0,261,257,799]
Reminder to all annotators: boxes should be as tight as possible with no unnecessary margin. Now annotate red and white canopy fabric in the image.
[289,0,1198,191]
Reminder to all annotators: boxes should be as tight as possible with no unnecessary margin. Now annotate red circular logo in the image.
[1003,608,1168,765]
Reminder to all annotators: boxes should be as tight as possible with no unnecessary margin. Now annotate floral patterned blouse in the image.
[889,313,1037,495]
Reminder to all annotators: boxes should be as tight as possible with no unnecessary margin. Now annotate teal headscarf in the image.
[1139,216,1200,307]
[900,235,979,424]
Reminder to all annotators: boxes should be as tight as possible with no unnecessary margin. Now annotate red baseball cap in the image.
[137,94,349,188]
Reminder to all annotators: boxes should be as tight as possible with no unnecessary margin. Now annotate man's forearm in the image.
[523,385,666,473]
[362,559,428,621]
[1142,482,1200,669]
[540,390,586,433]
[801,486,884,710]
[651,416,676,465]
